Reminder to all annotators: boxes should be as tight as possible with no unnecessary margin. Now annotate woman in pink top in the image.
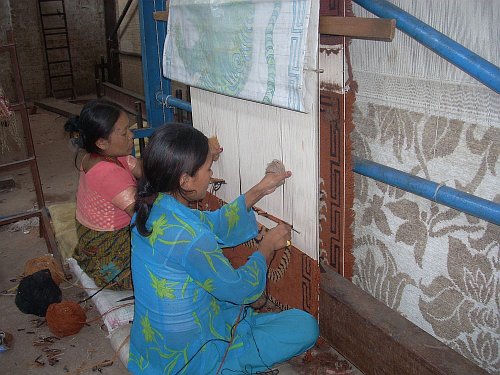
[65,99,142,290]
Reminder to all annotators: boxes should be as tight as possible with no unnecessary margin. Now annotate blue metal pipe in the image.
[156,93,193,113]
[138,0,173,127]
[132,128,155,139]
[353,0,500,93]
[132,96,191,140]
[353,157,500,226]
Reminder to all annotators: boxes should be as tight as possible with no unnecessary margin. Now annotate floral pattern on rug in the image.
[352,102,499,373]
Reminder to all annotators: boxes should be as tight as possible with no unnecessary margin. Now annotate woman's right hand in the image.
[257,223,291,261]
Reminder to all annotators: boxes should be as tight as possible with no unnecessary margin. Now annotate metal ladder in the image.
[37,0,76,98]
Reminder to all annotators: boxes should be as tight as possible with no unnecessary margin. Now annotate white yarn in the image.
[351,0,500,127]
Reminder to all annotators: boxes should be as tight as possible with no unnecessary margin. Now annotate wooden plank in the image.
[320,16,395,42]
[40,208,69,278]
[319,265,488,375]
[102,82,147,119]
[34,97,83,118]
[153,10,169,21]
[0,158,35,173]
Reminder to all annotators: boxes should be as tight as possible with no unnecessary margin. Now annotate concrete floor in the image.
[0,104,361,375]
[0,107,127,374]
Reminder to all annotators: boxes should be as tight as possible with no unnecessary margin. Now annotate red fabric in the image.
[76,156,137,231]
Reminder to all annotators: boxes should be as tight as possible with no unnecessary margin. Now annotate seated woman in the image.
[129,123,319,374]
[65,99,142,290]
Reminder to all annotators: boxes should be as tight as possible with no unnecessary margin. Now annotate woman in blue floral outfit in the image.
[129,123,319,375]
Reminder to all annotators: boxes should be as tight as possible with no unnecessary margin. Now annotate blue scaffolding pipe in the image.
[138,0,173,127]
[131,96,191,139]
[352,0,500,93]
[156,93,193,113]
[354,157,500,226]
[132,128,155,139]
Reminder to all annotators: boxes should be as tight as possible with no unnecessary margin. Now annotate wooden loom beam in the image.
[320,16,395,41]
[320,265,488,374]
[154,12,395,42]
[153,10,169,22]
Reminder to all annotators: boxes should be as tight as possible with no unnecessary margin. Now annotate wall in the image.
[64,0,106,96]
[7,0,46,100]
[349,0,499,372]
[0,0,14,100]
[5,0,106,100]
[116,0,143,95]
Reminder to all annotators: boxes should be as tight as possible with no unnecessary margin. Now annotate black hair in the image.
[64,99,125,155]
[135,123,209,237]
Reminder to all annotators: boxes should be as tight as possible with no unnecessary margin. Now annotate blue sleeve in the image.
[181,234,267,305]
[196,195,258,247]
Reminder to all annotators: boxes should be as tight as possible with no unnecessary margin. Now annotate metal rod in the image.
[353,157,500,226]
[110,48,142,59]
[109,0,134,42]
[132,128,154,139]
[135,101,146,155]
[138,0,172,127]
[156,93,192,113]
[352,0,500,93]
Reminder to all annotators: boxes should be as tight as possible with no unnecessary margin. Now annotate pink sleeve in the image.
[118,155,138,172]
[88,162,137,210]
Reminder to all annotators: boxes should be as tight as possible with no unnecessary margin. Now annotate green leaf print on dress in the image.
[210,297,220,315]
[246,260,261,287]
[128,351,149,371]
[181,275,193,298]
[141,312,164,343]
[195,278,215,293]
[149,214,168,249]
[195,247,232,273]
[155,345,189,375]
[224,200,241,236]
[149,213,196,253]
[198,211,214,231]
[148,268,180,299]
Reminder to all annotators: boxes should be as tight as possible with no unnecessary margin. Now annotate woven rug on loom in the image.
[200,194,320,317]
[318,0,356,279]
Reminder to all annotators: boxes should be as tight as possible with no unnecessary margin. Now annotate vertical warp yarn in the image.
[15,269,62,316]
[45,300,87,337]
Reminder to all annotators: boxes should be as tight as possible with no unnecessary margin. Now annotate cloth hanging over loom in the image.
[163,0,314,112]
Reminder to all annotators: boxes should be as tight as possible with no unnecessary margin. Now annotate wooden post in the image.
[320,16,395,41]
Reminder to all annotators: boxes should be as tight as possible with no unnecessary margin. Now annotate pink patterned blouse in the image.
[76,155,137,231]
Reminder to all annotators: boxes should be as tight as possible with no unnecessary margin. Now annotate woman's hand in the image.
[244,170,292,209]
[257,223,291,261]
[259,170,292,196]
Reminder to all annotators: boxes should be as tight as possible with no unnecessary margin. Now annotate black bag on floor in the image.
[15,268,62,317]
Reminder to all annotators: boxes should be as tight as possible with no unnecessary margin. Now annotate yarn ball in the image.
[208,136,223,161]
[265,159,286,187]
[24,255,64,285]
[46,300,87,337]
[15,269,62,317]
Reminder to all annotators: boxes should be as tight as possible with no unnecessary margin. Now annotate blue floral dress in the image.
[128,194,318,375]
